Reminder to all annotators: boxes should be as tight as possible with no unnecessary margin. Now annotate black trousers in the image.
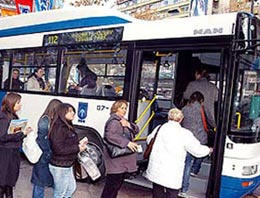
[152,183,179,198]
[100,173,126,198]
[0,186,13,198]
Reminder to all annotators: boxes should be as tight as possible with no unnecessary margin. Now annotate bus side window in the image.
[10,50,58,93]
[0,51,11,90]
[60,48,126,98]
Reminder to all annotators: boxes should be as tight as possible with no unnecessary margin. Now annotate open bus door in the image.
[135,51,176,140]
[132,49,224,197]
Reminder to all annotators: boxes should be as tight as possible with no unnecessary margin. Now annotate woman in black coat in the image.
[0,92,32,198]
[31,99,62,198]
[48,103,87,198]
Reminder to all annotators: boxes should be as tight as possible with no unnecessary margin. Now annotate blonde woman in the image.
[145,108,212,198]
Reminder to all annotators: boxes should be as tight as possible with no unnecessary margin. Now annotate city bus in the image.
[0,6,259,198]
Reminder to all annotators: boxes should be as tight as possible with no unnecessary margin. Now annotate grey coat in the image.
[182,102,208,145]
[183,77,218,127]
[103,113,139,174]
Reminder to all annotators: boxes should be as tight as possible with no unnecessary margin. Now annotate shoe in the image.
[178,192,187,197]
[178,192,198,198]
[190,172,198,177]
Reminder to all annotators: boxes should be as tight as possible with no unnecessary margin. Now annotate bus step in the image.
[124,174,152,188]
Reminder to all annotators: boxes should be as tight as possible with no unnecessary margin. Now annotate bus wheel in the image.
[74,126,105,183]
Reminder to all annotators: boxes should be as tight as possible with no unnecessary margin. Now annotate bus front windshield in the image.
[230,52,260,143]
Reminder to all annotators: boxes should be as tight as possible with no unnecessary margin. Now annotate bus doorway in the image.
[135,50,222,137]
[134,49,223,197]
[174,51,222,197]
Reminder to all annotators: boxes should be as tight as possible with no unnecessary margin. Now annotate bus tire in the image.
[74,125,105,183]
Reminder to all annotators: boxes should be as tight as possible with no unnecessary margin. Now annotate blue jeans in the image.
[32,184,44,198]
[191,157,203,174]
[49,164,76,198]
[181,153,203,193]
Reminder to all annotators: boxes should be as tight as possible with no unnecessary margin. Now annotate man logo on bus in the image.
[78,102,88,123]
[193,28,223,35]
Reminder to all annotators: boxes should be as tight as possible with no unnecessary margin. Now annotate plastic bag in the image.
[22,132,42,164]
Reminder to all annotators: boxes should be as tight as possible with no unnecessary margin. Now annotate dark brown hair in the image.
[110,100,128,114]
[196,67,210,80]
[189,91,204,104]
[1,92,21,119]
[41,99,62,120]
[49,103,75,136]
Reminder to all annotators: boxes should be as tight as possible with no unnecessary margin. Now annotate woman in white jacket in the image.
[145,108,212,198]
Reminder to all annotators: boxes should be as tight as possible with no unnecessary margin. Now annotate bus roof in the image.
[0,6,238,50]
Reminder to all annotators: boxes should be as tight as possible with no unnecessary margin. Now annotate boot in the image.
[0,186,4,198]
[4,186,13,198]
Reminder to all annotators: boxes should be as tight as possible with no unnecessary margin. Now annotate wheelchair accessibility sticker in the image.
[78,102,88,123]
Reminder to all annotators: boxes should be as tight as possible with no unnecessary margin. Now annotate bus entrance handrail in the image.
[135,94,157,124]
[134,111,155,141]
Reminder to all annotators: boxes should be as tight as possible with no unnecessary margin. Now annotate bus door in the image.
[174,50,225,197]
[135,51,176,145]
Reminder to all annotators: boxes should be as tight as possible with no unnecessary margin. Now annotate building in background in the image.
[0,0,16,16]
[0,0,259,18]
[115,0,259,19]
[230,0,260,15]
[116,0,191,20]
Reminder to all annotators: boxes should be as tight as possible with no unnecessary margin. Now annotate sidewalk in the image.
[14,158,152,198]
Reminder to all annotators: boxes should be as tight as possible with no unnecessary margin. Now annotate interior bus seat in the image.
[99,84,116,97]
[80,84,100,96]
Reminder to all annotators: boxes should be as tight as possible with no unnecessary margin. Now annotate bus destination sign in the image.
[43,27,124,47]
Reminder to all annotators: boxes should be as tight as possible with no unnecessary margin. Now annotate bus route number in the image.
[47,35,58,45]
[97,105,109,111]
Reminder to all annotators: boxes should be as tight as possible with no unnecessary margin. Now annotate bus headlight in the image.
[242,165,258,176]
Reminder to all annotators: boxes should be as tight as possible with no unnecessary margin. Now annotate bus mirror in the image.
[236,13,259,51]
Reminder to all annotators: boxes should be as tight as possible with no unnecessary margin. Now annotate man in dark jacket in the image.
[4,69,24,90]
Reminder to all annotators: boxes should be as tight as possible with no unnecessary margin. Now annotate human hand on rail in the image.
[120,119,131,128]
[209,147,214,156]
[127,141,138,152]
[79,137,88,145]
[23,126,33,135]
[79,143,87,152]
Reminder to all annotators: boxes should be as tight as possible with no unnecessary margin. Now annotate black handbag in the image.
[103,138,134,158]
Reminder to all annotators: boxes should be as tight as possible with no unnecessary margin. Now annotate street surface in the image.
[13,157,260,198]
[14,157,152,198]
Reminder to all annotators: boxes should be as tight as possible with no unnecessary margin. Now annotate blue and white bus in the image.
[0,7,259,198]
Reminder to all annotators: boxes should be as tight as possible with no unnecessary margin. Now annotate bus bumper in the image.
[220,175,260,198]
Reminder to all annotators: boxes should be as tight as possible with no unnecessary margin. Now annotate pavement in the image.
[14,158,152,198]
[13,157,260,198]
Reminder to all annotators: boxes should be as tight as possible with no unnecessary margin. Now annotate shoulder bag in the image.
[143,125,162,160]
[201,106,215,147]
[103,118,134,158]
[104,138,133,158]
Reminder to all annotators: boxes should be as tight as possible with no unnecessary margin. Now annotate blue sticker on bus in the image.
[78,102,88,123]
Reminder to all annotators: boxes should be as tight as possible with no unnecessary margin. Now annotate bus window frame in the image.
[1,45,132,101]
